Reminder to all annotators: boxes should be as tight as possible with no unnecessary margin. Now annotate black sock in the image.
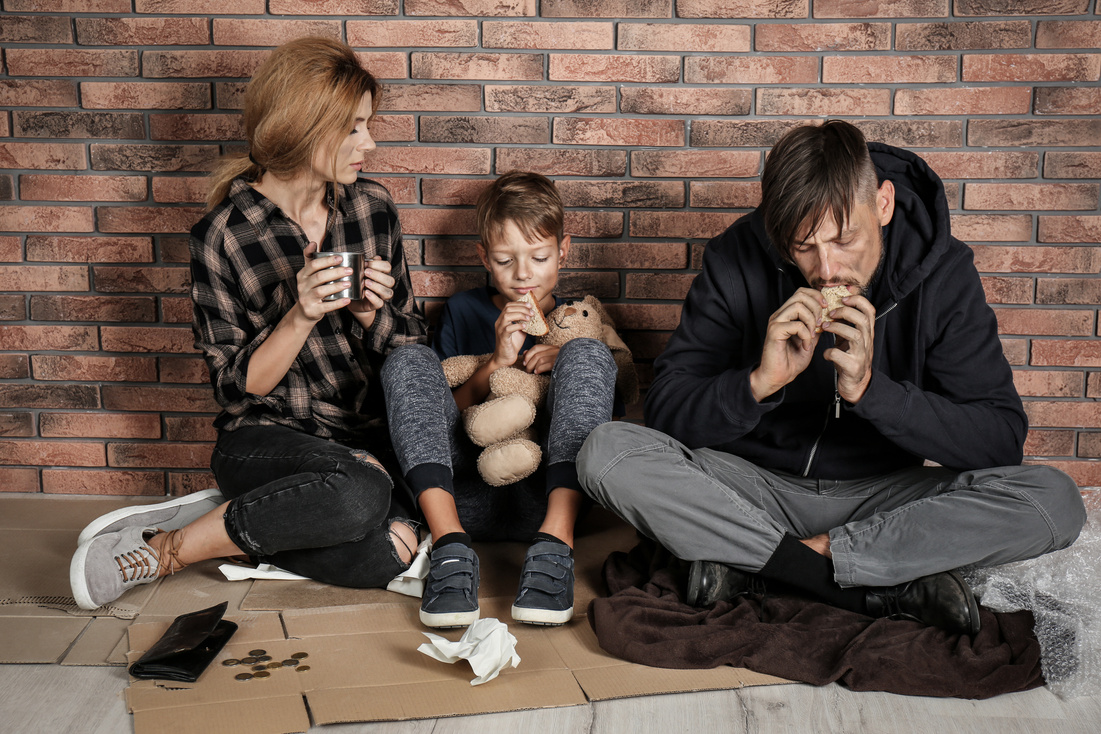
[434,531,471,550]
[532,531,571,553]
[758,534,868,614]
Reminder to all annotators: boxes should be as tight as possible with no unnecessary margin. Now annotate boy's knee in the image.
[557,337,615,376]
[381,343,438,380]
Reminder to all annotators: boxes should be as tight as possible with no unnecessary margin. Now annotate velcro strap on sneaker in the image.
[523,558,568,581]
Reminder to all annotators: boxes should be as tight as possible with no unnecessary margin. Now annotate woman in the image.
[70,37,427,610]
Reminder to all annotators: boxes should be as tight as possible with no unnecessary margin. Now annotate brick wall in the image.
[1,1,1099,496]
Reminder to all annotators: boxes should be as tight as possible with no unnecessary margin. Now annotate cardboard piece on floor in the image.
[0,615,90,663]
[61,616,133,666]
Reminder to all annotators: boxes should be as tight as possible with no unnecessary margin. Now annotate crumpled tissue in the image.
[418,617,521,685]
[218,562,307,581]
[386,534,432,598]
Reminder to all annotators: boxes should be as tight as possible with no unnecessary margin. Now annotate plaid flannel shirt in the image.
[190,177,427,439]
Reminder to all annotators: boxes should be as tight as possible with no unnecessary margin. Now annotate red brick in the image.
[624,273,696,300]
[964,54,1101,83]
[0,142,86,170]
[678,0,806,16]
[93,267,190,294]
[568,242,687,270]
[160,296,193,324]
[160,356,209,384]
[921,151,1038,179]
[689,182,761,209]
[42,469,165,496]
[0,264,88,292]
[101,385,218,412]
[0,206,94,233]
[1037,279,1101,306]
[896,20,1030,50]
[970,119,1101,147]
[543,0,668,16]
[401,209,477,237]
[165,416,217,442]
[973,245,1101,274]
[97,207,204,234]
[483,21,611,49]
[603,303,682,331]
[108,443,213,469]
[169,472,219,496]
[379,84,480,112]
[485,85,616,113]
[557,180,684,208]
[20,175,146,203]
[411,270,486,299]
[758,88,890,116]
[159,236,190,264]
[13,110,144,139]
[994,308,1094,337]
[0,441,105,467]
[26,236,152,264]
[211,18,340,46]
[7,0,129,8]
[557,271,619,299]
[40,413,161,439]
[0,15,73,43]
[981,276,1032,304]
[896,86,1030,116]
[814,0,947,16]
[965,183,1099,211]
[1079,434,1101,459]
[143,50,269,79]
[1035,87,1101,115]
[956,0,1087,16]
[622,88,752,116]
[363,146,490,175]
[686,56,817,84]
[149,113,242,141]
[76,17,208,45]
[1090,374,1101,399]
[1037,20,1101,49]
[0,325,97,351]
[553,117,684,147]
[824,55,955,84]
[756,22,889,51]
[999,339,1026,365]
[1025,400,1101,428]
[138,0,265,11]
[1024,429,1075,456]
[420,178,492,207]
[632,150,760,179]
[0,297,25,321]
[1038,216,1101,243]
[30,296,157,323]
[853,119,962,148]
[348,20,476,47]
[405,0,533,15]
[423,239,481,267]
[81,82,210,111]
[99,326,195,354]
[6,49,138,77]
[565,211,623,238]
[0,413,33,437]
[0,467,38,493]
[551,54,680,83]
[367,115,414,143]
[0,80,78,107]
[495,148,626,176]
[419,116,547,145]
[151,177,206,204]
[0,384,97,410]
[1013,370,1084,398]
[412,52,542,81]
[0,237,20,262]
[620,22,750,52]
[630,211,736,239]
[90,144,220,172]
[214,82,247,109]
[32,355,157,383]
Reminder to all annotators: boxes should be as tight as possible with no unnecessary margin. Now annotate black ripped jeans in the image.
[211,424,414,588]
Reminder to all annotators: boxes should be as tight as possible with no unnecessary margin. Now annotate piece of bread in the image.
[519,292,548,336]
[817,285,849,332]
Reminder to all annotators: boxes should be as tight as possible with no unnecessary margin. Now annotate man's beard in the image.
[810,224,886,297]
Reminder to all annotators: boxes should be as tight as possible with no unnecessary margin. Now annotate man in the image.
[578,120,1085,636]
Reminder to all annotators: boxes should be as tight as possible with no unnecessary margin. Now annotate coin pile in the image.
[223,650,311,681]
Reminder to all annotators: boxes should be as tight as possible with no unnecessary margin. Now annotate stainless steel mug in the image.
[311,251,364,301]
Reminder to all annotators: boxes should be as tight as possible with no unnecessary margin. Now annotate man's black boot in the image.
[686,560,761,608]
[864,570,981,636]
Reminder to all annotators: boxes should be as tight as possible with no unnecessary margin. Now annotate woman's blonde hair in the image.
[205,37,380,211]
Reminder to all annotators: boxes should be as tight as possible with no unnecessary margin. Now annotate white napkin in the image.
[218,562,308,581]
[386,534,432,598]
[417,618,521,685]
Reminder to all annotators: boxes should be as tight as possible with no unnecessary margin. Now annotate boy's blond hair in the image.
[475,171,564,248]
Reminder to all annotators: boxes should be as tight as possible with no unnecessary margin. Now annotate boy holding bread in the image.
[381,171,621,628]
[579,120,1085,638]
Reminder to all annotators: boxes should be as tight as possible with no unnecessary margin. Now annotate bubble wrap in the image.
[962,492,1101,698]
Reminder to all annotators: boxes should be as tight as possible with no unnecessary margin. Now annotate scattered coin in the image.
[252,665,266,672]
[249,649,267,657]
[253,670,271,679]
[235,673,253,681]
[296,665,310,673]
[257,655,272,662]
[266,662,283,669]
[282,659,299,667]
[240,656,258,665]
[291,652,309,660]
[222,659,240,667]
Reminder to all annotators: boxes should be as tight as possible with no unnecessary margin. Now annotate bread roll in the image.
[519,292,548,336]
[817,285,849,332]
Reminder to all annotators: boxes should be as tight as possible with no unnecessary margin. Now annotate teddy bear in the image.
[440,295,639,487]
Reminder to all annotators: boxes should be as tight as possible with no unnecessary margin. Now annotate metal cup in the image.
[312,251,364,301]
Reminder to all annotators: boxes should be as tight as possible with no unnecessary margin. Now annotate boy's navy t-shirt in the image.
[432,286,567,360]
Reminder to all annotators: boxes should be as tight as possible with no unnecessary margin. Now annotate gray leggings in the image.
[381,340,616,541]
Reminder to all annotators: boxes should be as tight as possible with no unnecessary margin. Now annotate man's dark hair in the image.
[760,120,879,263]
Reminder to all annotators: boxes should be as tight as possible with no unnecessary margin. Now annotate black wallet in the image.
[129,601,238,683]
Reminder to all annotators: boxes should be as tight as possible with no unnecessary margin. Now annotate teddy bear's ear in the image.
[584,294,615,328]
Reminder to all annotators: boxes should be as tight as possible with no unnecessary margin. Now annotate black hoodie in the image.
[645,143,1027,480]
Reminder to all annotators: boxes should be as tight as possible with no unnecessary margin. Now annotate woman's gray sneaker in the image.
[77,488,225,545]
[70,525,164,610]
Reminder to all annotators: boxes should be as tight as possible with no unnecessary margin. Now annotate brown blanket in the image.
[588,540,1044,699]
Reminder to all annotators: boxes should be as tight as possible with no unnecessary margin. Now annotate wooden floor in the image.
[4,661,1101,734]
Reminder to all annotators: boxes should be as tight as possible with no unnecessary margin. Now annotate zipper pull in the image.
[834,390,841,419]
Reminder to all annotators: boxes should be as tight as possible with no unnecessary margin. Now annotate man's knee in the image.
[577,422,654,499]
[1028,465,1087,549]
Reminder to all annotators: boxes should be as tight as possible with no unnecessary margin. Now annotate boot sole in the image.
[420,607,479,629]
[77,488,223,546]
[511,604,573,626]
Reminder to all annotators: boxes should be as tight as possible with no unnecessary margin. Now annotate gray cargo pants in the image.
[577,422,1086,588]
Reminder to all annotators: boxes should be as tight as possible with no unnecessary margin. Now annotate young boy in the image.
[381,171,622,628]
